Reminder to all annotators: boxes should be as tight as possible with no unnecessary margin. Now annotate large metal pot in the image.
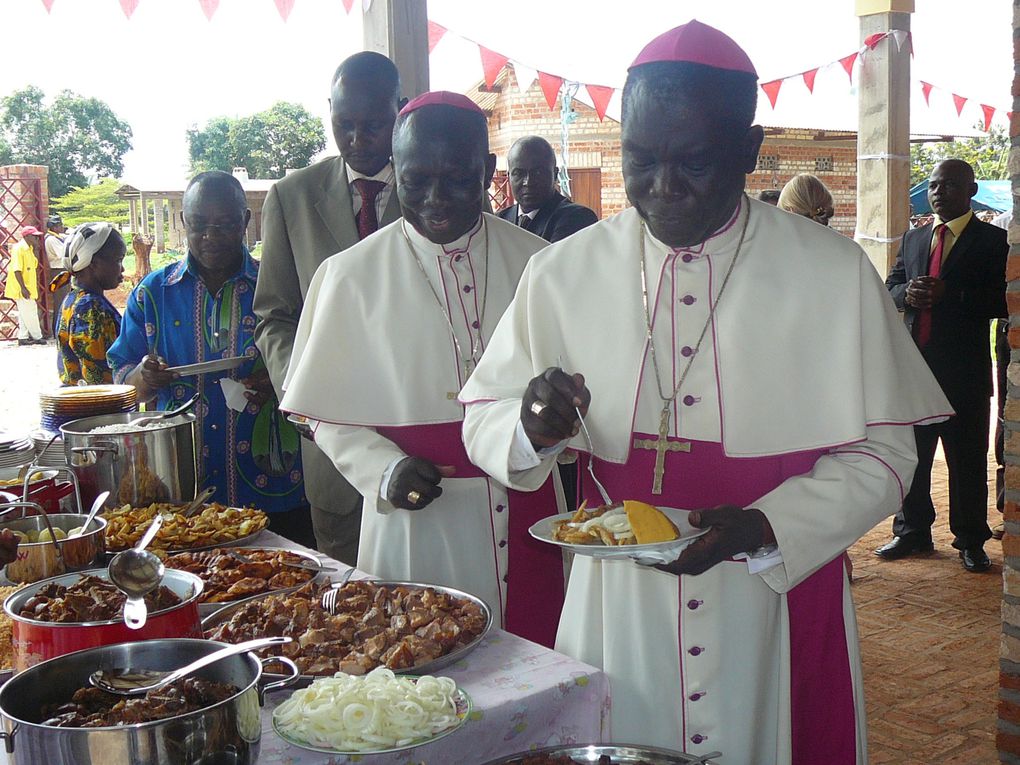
[0,637,300,764]
[61,412,198,511]
[5,568,204,672]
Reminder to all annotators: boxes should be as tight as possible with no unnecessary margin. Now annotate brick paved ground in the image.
[852,453,1001,764]
[0,340,1004,762]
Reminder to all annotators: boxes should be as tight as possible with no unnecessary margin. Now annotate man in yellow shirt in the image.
[4,226,45,345]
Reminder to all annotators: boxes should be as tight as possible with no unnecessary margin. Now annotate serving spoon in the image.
[131,392,200,429]
[89,636,292,696]
[108,513,165,630]
[71,490,110,537]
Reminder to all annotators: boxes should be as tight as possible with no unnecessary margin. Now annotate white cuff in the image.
[509,420,570,471]
[734,545,784,575]
[379,456,405,501]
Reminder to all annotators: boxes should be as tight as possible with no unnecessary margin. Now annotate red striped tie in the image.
[354,179,386,240]
[915,224,948,348]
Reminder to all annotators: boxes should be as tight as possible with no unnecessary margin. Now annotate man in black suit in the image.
[877,159,1008,572]
[497,136,598,242]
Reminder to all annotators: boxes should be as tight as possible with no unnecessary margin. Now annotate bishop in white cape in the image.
[460,199,952,762]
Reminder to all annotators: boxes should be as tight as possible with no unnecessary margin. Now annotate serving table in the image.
[0,530,610,765]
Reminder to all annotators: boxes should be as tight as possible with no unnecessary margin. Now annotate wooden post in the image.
[362,0,429,99]
[855,0,914,277]
[139,193,150,238]
[128,198,138,235]
[153,195,165,254]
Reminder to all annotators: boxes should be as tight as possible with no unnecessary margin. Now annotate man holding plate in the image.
[460,21,950,763]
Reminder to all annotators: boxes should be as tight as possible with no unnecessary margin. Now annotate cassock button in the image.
[691,734,707,745]
[681,294,696,305]
[681,253,694,263]
[502,575,508,583]
[495,505,505,513]
[680,346,694,357]
[463,285,473,293]
[472,320,480,329]
[687,599,702,610]
[682,395,699,406]
[498,540,507,548]
[689,692,705,701]
[688,646,703,656]
[454,254,462,262]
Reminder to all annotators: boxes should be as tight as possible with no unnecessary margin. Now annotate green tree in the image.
[0,86,133,197]
[910,124,1009,185]
[187,101,326,179]
[50,178,130,227]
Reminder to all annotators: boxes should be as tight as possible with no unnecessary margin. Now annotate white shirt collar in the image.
[346,162,394,186]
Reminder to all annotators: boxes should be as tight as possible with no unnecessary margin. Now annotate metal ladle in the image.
[71,490,110,537]
[108,513,165,630]
[131,392,200,429]
[89,636,293,696]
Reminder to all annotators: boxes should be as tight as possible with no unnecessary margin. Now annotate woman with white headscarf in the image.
[51,222,126,385]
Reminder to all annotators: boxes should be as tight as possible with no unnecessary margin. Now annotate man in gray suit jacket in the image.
[254,52,403,564]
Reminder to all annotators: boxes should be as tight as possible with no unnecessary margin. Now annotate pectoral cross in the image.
[632,406,691,495]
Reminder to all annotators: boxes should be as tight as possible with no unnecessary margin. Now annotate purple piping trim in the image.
[832,448,905,501]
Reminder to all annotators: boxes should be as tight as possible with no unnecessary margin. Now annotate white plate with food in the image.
[529,501,709,561]
[272,668,471,755]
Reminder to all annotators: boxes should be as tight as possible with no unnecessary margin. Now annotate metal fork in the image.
[558,355,612,506]
[320,566,357,614]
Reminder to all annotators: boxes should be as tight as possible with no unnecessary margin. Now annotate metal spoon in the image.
[179,485,216,519]
[108,514,165,630]
[72,490,110,537]
[557,355,612,505]
[132,392,200,429]
[89,636,292,696]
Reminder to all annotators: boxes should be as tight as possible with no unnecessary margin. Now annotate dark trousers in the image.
[266,504,318,550]
[894,404,992,550]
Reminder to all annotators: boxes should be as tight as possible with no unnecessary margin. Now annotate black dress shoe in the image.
[960,547,991,573]
[874,535,935,560]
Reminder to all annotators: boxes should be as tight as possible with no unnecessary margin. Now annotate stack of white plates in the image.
[0,433,35,471]
[31,430,65,467]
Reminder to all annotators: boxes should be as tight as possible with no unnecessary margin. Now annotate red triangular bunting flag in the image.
[761,79,783,109]
[920,81,933,105]
[839,52,858,83]
[538,72,563,110]
[41,0,55,12]
[863,32,886,49]
[479,46,509,89]
[981,104,996,132]
[274,0,296,20]
[586,85,614,121]
[952,93,967,116]
[342,0,354,12]
[119,0,139,18]
[198,0,218,20]
[802,68,818,94]
[427,21,446,53]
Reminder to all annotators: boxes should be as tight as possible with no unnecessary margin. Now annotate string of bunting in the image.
[36,0,1012,130]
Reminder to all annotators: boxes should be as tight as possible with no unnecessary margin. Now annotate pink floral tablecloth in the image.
[253,532,611,764]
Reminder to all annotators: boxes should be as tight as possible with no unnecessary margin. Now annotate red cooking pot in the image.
[3,567,203,672]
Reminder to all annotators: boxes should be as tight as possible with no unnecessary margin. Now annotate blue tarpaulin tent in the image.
[909,180,1011,214]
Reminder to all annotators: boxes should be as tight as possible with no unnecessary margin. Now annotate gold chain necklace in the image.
[636,198,749,494]
[401,218,490,380]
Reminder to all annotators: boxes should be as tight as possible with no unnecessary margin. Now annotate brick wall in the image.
[479,71,860,235]
[999,3,1020,759]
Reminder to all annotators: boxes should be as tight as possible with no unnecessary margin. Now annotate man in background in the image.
[497,136,597,242]
[45,214,68,335]
[5,226,45,345]
[879,159,1008,572]
[254,52,403,565]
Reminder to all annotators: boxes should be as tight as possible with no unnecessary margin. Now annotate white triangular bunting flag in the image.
[512,61,538,94]
[891,29,908,53]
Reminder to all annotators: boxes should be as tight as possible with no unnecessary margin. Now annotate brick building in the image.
[472,68,860,236]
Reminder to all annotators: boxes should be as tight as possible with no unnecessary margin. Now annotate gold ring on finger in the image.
[530,400,547,417]
[407,490,422,504]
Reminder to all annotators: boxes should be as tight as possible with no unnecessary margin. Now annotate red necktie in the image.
[915,223,948,348]
[354,178,386,240]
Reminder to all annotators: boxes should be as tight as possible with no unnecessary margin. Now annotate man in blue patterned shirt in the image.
[108,171,306,536]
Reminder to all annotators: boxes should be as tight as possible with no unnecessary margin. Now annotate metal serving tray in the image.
[479,744,720,765]
[201,578,493,687]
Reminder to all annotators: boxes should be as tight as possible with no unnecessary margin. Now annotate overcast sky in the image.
[1,0,1012,186]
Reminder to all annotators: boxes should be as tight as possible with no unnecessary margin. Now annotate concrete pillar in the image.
[129,199,138,235]
[153,196,165,253]
[854,0,913,277]
[139,193,150,237]
[363,0,429,100]
[168,198,181,249]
